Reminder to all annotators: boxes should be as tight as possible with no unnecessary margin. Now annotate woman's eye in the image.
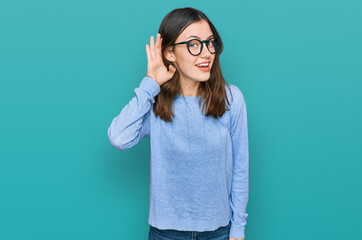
[190,43,198,48]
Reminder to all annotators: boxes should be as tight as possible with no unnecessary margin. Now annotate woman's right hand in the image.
[146,33,176,86]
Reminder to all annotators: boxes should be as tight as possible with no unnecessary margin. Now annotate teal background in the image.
[1,0,361,239]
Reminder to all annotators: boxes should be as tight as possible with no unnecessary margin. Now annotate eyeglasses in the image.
[170,37,220,56]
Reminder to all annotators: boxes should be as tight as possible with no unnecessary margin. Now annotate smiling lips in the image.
[195,61,211,72]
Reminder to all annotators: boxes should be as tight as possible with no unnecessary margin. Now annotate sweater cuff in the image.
[229,223,245,239]
[139,76,161,98]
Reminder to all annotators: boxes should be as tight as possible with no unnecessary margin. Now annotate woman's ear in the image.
[164,46,175,62]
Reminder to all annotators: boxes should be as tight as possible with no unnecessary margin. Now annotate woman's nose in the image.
[200,43,211,57]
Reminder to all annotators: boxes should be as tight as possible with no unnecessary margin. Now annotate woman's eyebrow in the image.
[186,34,214,40]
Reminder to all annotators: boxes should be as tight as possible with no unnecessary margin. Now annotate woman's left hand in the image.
[229,238,245,240]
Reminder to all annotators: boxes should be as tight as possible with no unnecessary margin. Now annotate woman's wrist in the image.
[146,75,161,86]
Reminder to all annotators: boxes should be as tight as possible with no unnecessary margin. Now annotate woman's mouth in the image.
[195,62,211,72]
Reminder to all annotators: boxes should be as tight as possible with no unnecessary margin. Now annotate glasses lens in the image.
[207,38,219,53]
[188,39,202,55]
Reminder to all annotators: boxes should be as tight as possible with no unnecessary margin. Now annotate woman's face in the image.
[167,20,216,84]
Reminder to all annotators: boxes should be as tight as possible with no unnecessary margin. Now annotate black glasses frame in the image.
[170,37,220,56]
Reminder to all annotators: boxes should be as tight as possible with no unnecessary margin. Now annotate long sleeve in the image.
[228,87,249,239]
[107,76,160,150]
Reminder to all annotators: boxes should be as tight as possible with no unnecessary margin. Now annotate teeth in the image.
[196,63,209,67]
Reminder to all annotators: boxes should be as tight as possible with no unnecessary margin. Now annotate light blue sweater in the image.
[107,76,249,239]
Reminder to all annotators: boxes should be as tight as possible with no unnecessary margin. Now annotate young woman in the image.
[107,7,249,240]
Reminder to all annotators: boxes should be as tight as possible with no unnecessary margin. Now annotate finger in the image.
[146,44,151,63]
[167,65,176,78]
[158,33,162,50]
[158,35,163,58]
[150,35,155,60]
[155,33,161,59]
[169,64,176,73]
[155,33,159,49]
[154,34,159,60]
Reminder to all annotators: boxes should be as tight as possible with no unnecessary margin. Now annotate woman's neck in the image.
[178,78,200,97]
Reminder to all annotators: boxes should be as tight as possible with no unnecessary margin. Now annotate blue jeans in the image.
[148,220,231,240]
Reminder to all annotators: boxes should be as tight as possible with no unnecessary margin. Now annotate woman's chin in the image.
[200,74,211,82]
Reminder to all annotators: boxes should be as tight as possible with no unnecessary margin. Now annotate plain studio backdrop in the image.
[0,0,361,239]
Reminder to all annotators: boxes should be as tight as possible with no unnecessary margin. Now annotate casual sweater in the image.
[107,76,249,239]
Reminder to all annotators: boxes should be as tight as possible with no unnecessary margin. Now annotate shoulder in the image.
[225,83,246,108]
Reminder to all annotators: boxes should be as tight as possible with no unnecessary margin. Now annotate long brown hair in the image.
[154,7,233,122]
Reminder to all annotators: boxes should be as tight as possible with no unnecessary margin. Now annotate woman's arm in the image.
[107,33,175,150]
[229,86,249,240]
[107,76,160,149]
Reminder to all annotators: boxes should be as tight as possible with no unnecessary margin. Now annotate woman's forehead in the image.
[178,20,213,40]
